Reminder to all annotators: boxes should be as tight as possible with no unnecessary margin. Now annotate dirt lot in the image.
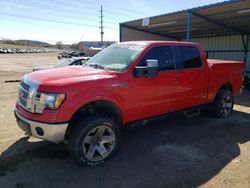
[0,53,250,188]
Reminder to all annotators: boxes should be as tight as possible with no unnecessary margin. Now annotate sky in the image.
[0,0,226,44]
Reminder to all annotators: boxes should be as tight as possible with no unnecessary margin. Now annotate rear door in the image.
[173,45,209,110]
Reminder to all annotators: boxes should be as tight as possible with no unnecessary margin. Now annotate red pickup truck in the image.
[15,41,244,166]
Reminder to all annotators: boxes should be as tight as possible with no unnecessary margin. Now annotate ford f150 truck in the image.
[15,41,244,166]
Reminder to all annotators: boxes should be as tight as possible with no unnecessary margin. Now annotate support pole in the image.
[119,23,122,42]
[241,34,249,65]
[206,51,209,59]
[186,11,192,42]
[99,5,104,47]
[245,35,249,65]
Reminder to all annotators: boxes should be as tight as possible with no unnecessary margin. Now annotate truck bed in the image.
[207,59,244,65]
[206,59,244,103]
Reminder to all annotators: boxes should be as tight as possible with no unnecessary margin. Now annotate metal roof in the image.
[120,0,250,40]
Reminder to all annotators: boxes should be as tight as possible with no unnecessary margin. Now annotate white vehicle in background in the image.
[32,57,91,72]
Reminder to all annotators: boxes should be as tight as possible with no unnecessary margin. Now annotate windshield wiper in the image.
[88,63,109,71]
[82,61,88,66]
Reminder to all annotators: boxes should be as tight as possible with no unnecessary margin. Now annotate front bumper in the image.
[15,110,68,143]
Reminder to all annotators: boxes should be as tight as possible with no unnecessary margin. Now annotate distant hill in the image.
[79,41,115,48]
[0,39,51,47]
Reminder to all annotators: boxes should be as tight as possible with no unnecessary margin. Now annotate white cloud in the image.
[2,6,11,12]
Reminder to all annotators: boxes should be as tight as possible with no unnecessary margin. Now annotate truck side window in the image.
[138,46,175,71]
[178,46,202,68]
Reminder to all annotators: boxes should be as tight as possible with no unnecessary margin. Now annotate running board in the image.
[127,104,207,128]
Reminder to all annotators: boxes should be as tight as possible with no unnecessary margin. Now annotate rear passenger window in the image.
[178,46,202,68]
[138,46,175,71]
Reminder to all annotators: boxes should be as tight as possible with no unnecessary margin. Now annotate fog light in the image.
[35,127,44,136]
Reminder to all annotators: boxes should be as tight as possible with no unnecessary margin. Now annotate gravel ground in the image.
[0,53,250,188]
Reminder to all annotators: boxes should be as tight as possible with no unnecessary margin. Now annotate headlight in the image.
[34,92,66,113]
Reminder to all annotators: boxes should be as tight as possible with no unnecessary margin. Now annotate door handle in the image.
[176,72,182,77]
[173,72,182,83]
[173,77,181,83]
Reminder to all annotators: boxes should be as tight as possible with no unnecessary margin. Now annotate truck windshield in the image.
[87,43,145,72]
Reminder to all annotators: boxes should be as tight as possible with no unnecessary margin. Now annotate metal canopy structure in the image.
[120,0,250,42]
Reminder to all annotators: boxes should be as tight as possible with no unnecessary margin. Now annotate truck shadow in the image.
[234,88,250,107]
[0,137,69,168]
[1,109,250,187]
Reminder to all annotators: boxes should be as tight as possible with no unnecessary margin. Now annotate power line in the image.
[24,0,144,17]
[4,0,142,23]
[5,0,96,15]
[4,0,119,25]
[1,16,101,30]
[0,13,117,30]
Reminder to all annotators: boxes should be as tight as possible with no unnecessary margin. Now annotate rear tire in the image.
[211,90,234,118]
[68,115,121,166]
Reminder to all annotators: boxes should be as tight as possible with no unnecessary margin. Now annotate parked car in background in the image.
[0,48,7,53]
[63,51,75,58]
[72,52,85,57]
[33,57,90,72]
[0,48,56,54]
[58,51,76,59]
[57,51,85,59]
[57,52,64,59]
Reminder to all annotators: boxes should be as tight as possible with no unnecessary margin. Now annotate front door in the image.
[126,45,180,121]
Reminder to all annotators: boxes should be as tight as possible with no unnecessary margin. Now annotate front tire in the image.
[68,115,121,166]
[211,90,234,118]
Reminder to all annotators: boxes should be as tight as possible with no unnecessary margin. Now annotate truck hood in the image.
[28,66,115,86]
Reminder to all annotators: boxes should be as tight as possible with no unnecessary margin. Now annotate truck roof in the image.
[119,41,200,47]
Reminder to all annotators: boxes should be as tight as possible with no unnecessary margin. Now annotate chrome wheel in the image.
[82,125,116,162]
[220,95,233,117]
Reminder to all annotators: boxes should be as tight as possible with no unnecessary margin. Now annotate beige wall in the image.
[189,35,250,71]
[120,26,175,42]
[120,26,250,71]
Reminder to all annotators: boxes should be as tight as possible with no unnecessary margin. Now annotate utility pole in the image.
[99,5,104,47]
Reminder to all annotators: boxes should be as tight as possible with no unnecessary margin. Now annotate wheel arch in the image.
[65,99,123,140]
[213,82,233,102]
[218,82,233,93]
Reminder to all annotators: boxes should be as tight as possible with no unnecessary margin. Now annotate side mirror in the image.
[134,59,159,78]
[146,59,159,78]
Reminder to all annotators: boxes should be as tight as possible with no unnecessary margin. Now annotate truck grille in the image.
[18,76,40,112]
[19,81,30,108]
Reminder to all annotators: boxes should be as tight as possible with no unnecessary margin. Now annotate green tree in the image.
[56,41,63,49]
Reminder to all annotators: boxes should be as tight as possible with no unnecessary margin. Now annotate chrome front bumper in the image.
[15,110,68,143]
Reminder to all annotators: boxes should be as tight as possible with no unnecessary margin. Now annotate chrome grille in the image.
[18,75,40,112]
[20,81,30,92]
[19,82,30,108]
